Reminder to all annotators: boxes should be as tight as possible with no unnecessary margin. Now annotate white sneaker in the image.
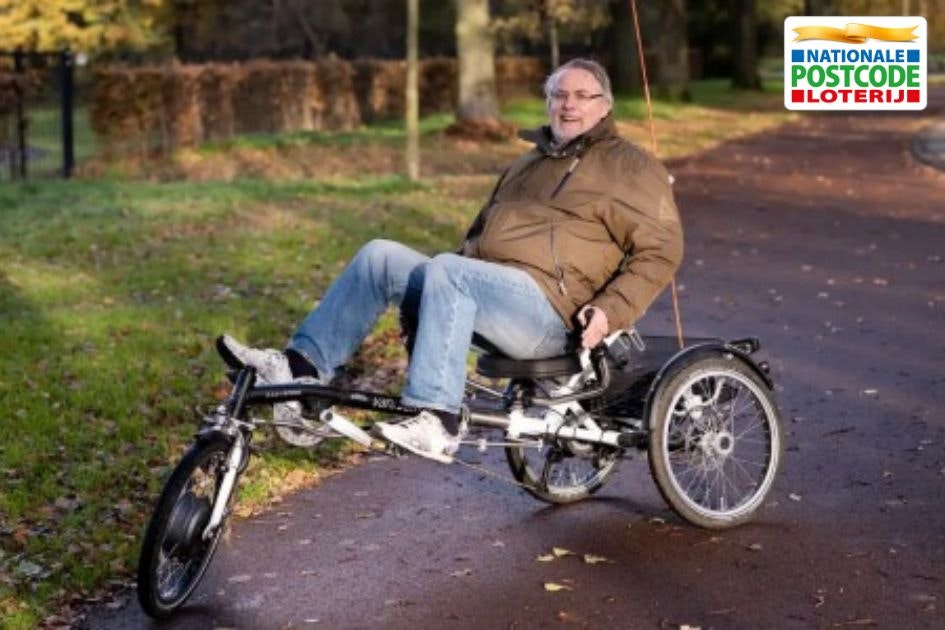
[218,334,304,426]
[374,411,462,464]
[218,334,294,384]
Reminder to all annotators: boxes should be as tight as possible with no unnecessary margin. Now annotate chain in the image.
[450,453,536,491]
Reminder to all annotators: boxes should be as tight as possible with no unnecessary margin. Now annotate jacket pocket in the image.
[477,201,557,272]
[554,218,624,295]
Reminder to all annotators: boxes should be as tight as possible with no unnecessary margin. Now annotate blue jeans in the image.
[287,239,570,413]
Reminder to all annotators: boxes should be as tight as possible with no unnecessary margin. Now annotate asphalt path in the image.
[84,96,945,629]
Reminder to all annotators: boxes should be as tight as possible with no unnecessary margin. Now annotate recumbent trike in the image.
[136,328,783,618]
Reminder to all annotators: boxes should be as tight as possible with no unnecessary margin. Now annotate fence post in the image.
[60,49,75,178]
[13,48,27,180]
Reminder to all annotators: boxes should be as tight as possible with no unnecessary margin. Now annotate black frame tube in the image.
[226,367,257,419]
[244,380,423,417]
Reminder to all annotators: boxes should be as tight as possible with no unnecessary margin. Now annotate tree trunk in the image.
[656,0,689,101]
[286,0,321,57]
[731,0,761,89]
[454,0,499,122]
[608,0,641,95]
[547,13,560,71]
[405,0,420,181]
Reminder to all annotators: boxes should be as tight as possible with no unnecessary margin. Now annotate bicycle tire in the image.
[648,355,783,529]
[137,433,235,618]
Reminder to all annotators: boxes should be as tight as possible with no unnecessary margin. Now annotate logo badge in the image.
[785,16,927,111]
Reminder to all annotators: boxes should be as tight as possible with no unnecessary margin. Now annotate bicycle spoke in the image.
[657,363,780,524]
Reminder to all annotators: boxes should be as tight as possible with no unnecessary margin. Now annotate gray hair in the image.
[543,58,614,107]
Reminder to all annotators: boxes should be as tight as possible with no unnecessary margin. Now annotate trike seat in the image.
[475,351,583,379]
[470,332,579,378]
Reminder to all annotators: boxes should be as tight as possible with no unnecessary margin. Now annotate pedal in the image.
[320,410,377,449]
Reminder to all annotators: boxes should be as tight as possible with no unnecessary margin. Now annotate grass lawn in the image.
[0,80,792,627]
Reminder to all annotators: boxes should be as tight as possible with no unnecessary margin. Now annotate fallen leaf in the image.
[16,560,44,579]
[544,582,572,592]
[552,547,573,558]
[54,496,82,512]
[789,493,802,502]
[583,554,613,565]
[536,554,556,562]
[450,568,472,578]
[747,543,763,552]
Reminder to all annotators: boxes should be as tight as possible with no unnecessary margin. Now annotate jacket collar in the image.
[519,113,616,158]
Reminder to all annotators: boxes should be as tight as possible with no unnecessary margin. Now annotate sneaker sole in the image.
[216,335,247,371]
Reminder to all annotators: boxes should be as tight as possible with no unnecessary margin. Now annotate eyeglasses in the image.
[549,91,604,105]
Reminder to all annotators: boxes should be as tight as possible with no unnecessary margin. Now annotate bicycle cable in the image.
[630,0,685,350]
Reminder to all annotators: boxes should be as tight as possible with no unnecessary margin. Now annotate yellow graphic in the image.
[793,23,918,44]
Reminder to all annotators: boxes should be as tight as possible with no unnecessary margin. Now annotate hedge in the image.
[90,56,545,157]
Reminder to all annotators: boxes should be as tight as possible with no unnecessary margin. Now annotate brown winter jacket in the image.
[461,114,683,332]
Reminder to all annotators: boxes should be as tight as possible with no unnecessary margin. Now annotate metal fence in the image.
[0,50,75,181]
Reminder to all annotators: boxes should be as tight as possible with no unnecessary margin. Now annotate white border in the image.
[784,16,927,111]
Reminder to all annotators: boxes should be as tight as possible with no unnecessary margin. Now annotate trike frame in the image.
[136,332,783,619]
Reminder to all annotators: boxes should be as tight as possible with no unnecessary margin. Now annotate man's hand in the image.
[577,306,609,349]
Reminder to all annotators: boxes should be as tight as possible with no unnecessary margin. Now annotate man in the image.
[221,58,683,463]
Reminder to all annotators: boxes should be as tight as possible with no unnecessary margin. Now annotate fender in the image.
[642,341,774,429]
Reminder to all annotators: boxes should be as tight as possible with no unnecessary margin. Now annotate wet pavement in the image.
[83,96,945,629]
[913,117,945,171]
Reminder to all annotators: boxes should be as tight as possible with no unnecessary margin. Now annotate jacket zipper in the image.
[550,156,581,198]
[548,156,582,295]
[550,224,567,296]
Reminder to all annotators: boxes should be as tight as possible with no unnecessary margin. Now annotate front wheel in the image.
[137,434,237,618]
[648,355,783,529]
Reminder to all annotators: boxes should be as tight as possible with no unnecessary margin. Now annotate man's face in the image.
[547,68,611,144]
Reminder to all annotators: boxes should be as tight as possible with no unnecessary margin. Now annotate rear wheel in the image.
[137,434,235,618]
[648,355,782,529]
